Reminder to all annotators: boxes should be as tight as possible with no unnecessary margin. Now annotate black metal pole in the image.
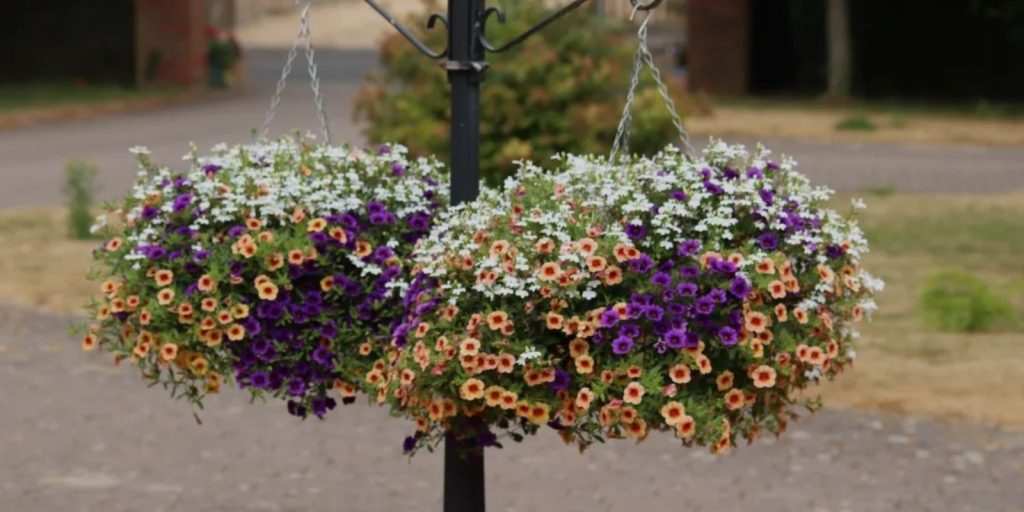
[447,0,485,206]
[444,1,486,511]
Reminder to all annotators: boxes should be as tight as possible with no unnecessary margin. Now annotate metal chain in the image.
[260,0,332,143]
[610,8,694,161]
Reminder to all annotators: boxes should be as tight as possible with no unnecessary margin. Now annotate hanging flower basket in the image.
[384,140,881,454]
[83,137,447,418]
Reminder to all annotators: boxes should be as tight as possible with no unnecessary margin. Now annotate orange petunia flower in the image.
[157,288,175,305]
[197,274,216,292]
[623,382,646,405]
[154,269,174,287]
[307,218,327,233]
[574,355,594,374]
[668,364,692,384]
[539,262,562,281]
[716,371,735,391]
[577,238,597,256]
[750,365,777,388]
[459,337,480,356]
[81,333,98,351]
[486,311,508,331]
[257,282,279,301]
[660,401,686,426]
[160,343,179,361]
[724,389,745,411]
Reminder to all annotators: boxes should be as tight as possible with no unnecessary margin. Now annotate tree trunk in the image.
[825,0,852,99]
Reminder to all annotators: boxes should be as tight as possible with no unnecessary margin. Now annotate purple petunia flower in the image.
[729,276,751,299]
[551,369,571,392]
[625,223,646,240]
[826,244,845,259]
[366,200,386,215]
[406,212,431,231]
[723,167,740,180]
[694,295,715,315]
[600,308,620,327]
[676,239,701,257]
[679,264,701,278]
[202,163,221,175]
[664,328,687,349]
[651,271,673,288]
[711,258,737,274]
[172,194,192,213]
[403,436,418,453]
[311,397,337,418]
[758,188,775,206]
[676,281,698,297]
[611,335,634,355]
[312,346,333,366]
[669,190,688,202]
[718,326,739,346]
[709,289,727,304]
[645,305,664,322]
[391,162,406,176]
[226,225,246,238]
[629,254,654,274]
[377,145,391,155]
[757,232,779,251]
[746,166,764,179]
[140,205,159,220]
[287,379,307,397]
[250,371,270,389]
[619,323,641,338]
[683,331,700,349]
[704,181,725,195]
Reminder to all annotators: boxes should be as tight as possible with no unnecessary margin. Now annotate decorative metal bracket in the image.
[478,0,591,53]
[362,0,449,59]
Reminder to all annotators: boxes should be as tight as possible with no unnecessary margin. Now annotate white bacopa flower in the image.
[516,346,543,366]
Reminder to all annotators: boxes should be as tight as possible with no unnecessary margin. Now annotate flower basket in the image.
[383,140,880,455]
[83,138,447,417]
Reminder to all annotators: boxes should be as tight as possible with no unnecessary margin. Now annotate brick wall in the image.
[134,0,208,86]
[687,0,748,96]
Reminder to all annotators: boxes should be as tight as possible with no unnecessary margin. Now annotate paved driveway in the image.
[2,49,1023,210]
[0,304,1022,512]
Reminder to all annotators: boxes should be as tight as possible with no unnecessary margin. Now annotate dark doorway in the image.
[748,0,827,95]
[0,0,136,85]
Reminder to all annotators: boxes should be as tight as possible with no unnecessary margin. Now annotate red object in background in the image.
[133,0,209,87]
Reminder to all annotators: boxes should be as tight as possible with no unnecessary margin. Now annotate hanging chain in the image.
[610,6,695,162]
[260,0,332,143]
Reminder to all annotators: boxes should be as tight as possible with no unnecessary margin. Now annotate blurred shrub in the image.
[919,270,1014,332]
[63,160,98,240]
[835,115,877,131]
[355,1,696,185]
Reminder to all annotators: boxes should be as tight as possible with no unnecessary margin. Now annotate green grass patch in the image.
[0,82,184,115]
[919,271,1015,332]
[835,115,877,131]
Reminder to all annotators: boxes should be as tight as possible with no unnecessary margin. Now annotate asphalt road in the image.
[1,303,1022,512]
[1,49,1022,210]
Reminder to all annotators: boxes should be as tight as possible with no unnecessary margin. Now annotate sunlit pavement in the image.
[2,48,1024,210]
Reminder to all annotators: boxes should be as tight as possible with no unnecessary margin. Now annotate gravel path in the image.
[1,304,1022,512]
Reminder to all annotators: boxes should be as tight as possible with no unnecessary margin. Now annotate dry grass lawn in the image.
[1,196,1023,428]
[689,105,1024,146]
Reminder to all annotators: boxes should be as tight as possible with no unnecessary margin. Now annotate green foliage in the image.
[355,2,694,185]
[919,271,1015,332]
[834,115,877,131]
[63,160,98,240]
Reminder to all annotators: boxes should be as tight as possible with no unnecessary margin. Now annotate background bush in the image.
[355,1,697,185]
[919,270,1015,332]
[63,160,98,240]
